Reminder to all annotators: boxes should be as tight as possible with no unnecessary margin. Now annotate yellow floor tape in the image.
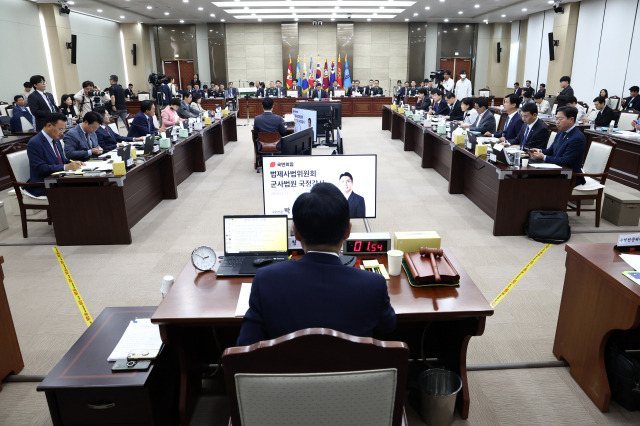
[53,247,93,327]
[490,243,552,308]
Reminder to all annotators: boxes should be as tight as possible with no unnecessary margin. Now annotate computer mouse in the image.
[253,258,273,267]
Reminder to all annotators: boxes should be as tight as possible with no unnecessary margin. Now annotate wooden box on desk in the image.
[37,307,178,426]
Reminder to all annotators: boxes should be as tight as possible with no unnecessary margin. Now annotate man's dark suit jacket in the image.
[536,89,546,98]
[63,124,99,161]
[255,87,265,97]
[347,191,366,217]
[371,87,383,96]
[514,87,522,97]
[448,100,464,121]
[364,86,374,96]
[510,119,548,150]
[28,91,59,131]
[432,99,450,116]
[124,88,135,98]
[27,131,67,196]
[594,106,616,127]
[310,89,328,99]
[541,126,586,186]
[127,111,158,138]
[10,106,34,132]
[96,126,133,152]
[415,97,431,111]
[469,110,497,134]
[254,111,287,136]
[556,85,574,108]
[347,86,364,97]
[624,96,640,111]
[237,252,397,346]
[495,112,524,139]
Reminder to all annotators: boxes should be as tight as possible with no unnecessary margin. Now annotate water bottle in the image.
[608,120,615,134]
[513,150,521,168]
[491,98,495,107]
[590,120,595,131]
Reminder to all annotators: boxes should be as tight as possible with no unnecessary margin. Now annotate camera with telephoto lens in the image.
[430,70,445,84]
[88,89,105,97]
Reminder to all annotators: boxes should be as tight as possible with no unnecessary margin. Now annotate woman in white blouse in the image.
[190,94,206,115]
[461,97,478,125]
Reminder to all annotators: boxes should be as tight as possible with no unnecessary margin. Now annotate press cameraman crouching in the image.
[74,81,109,119]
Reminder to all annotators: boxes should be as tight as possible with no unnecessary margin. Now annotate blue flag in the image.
[343,55,351,89]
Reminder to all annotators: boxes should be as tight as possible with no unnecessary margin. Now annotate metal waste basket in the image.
[419,368,462,426]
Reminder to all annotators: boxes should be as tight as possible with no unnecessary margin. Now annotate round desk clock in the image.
[191,246,217,272]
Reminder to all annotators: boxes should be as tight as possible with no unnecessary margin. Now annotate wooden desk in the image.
[151,251,493,425]
[237,97,391,118]
[585,130,640,190]
[0,256,23,391]
[37,307,178,425]
[553,244,640,411]
[44,123,227,245]
[390,109,406,141]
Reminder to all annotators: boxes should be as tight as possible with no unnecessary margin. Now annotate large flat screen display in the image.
[262,155,377,219]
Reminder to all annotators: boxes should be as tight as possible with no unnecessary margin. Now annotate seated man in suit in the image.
[586,96,616,127]
[265,81,278,97]
[237,182,396,346]
[347,80,364,97]
[26,113,83,196]
[339,172,366,218]
[407,80,418,97]
[329,80,341,97]
[415,88,431,111]
[124,83,135,99]
[444,92,464,121]
[536,83,546,98]
[530,106,586,186]
[428,89,450,116]
[191,84,204,98]
[622,86,640,111]
[289,79,303,97]
[27,75,59,131]
[227,82,238,108]
[502,102,548,150]
[94,106,143,152]
[364,79,375,96]
[487,94,523,139]
[275,80,286,97]
[520,89,535,108]
[10,95,35,132]
[398,81,410,104]
[127,100,166,138]
[462,97,496,134]
[254,97,287,151]
[534,92,550,114]
[565,96,587,123]
[177,93,200,119]
[371,80,384,96]
[63,111,103,161]
[180,84,193,97]
[310,82,328,100]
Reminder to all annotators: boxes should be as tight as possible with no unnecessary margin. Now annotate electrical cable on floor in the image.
[0,242,56,246]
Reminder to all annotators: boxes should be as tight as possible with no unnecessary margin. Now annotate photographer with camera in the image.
[74,80,109,119]
[108,75,128,125]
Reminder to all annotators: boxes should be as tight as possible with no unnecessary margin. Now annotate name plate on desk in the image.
[125,158,134,168]
[618,233,640,247]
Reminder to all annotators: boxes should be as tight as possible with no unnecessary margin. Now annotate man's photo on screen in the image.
[338,172,366,218]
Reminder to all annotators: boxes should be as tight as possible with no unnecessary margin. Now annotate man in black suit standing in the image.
[339,172,366,218]
[310,82,327,100]
[227,82,238,109]
[556,76,574,108]
[622,86,640,111]
[513,82,522,98]
[27,75,59,131]
[589,96,617,127]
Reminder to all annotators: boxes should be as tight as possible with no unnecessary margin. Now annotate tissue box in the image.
[204,117,212,126]
[131,147,137,159]
[222,109,229,117]
[394,231,441,253]
[475,144,488,156]
[398,108,404,114]
[178,128,189,138]
[453,134,466,146]
[159,138,171,149]
[390,105,398,111]
[112,161,126,177]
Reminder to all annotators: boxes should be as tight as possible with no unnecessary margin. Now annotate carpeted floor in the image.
[1,117,640,425]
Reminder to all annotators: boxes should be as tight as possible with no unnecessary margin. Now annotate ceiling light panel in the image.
[213,1,415,6]
[234,14,396,19]
[226,8,404,14]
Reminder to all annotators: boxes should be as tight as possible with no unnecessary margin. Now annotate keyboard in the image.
[220,257,243,267]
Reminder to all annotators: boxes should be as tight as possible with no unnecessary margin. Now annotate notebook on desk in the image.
[217,215,289,277]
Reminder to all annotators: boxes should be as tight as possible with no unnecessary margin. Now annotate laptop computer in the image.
[217,215,289,277]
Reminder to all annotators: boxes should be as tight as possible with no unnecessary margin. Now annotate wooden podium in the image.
[0,256,24,390]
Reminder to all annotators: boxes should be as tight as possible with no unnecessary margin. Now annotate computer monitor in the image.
[280,128,313,155]
[295,101,342,129]
[292,108,318,142]
[262,154,377,218]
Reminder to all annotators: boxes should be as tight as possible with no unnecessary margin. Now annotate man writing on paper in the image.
[237,183,396,346]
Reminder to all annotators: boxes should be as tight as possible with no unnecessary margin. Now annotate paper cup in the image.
[387,250,404,276]
[161,275,174,298]
[521,158,529,168]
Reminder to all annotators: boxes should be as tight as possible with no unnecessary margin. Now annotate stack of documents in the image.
[108,318,162,361]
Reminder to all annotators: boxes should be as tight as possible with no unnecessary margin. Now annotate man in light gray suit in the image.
[462,97,496,134]
[177,93,199,119]
[63,111,103,161]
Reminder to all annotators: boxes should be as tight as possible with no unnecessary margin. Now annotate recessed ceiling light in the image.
[465,24,469,27]
[444,18,449,22]
[548,0,554,3]
[171,29,175,32]
[454,27,458,31]
[251,13,256,16]
[175,54,179,58]
[67,0,75,4]
[404,18,409,21]
[97,9,102,12]
[425,6,430,10]
[146,6,152,10]
[180,19,185,23]
[367,18,371,21]
[458,11,463,15]
[210,13,215,17]
[120,15,125,19]
[289,6,294,9]
[258,18,262,21]
[164,12,169,15]
[413,12,418,16]
[439,0,445,2]
[522,8,527,11]
[183,0,189,3]
[244,6,249,9]
[443,30,447,33]
[198,7,203,11]
[221,18,225,21]
[294,18,298,21]
[475,4,480,8]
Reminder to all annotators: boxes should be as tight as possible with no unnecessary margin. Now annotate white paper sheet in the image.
[529,163,562,169]
[235,283,252,317]
[620,254,640,272]
[107,318,162,361]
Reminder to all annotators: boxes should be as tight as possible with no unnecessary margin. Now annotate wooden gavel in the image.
[420,247,444,282]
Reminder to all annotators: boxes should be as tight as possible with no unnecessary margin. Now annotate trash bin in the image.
[419,368,462,426]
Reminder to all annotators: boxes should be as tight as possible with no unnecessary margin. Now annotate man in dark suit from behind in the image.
[589,96,617,127]
[27,75,59,131]
[530,106,586,186]
[254,97,287,151]
[237,183,396,346]
[26,113,83,197]
[556,75,574,108]
[502,102,549,150]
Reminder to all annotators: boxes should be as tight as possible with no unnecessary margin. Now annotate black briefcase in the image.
[606,336,640,411]
[525,210,571,244]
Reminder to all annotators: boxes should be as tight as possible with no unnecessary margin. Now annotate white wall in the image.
[537,10,555,89]
[424,24,438,77]
[195,24,211,85]
[523,12,545,88]
[0,0,48,103]
[507,21,520,87]
[572,0,640,106]
[69,12,125,90]
[474,24,490,92]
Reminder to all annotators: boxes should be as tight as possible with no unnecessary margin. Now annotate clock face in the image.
[191,246,217,271]
[345,240,389,254]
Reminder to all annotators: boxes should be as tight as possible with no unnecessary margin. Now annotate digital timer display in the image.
[346,240,389,254]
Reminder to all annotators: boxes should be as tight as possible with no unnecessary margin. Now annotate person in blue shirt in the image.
[10,95,35,132]
[127,100,166,138]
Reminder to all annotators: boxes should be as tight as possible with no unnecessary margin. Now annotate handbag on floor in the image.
[525,210,571,244]
[605,335,640,411]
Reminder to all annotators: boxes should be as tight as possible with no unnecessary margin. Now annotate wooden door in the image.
[455,58,472,82]
[179,60,195,90]
[163,61,180,88]
[440,58,455,79]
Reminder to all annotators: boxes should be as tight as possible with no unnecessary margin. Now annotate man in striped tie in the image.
[27,75,59,131]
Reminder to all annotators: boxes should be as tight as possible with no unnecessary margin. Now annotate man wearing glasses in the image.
[529,106,586,186]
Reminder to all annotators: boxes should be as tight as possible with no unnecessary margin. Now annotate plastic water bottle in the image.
[608,120,615,134]
[491,98,495,107]
[513,150,521,168]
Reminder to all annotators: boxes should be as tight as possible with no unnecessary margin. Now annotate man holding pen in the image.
[26,112,83,197]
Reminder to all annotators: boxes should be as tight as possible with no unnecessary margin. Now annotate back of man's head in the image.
[262,96,274,110]
[293,183,350,247]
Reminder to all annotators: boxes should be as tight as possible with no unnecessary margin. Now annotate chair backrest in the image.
[0,105,8,116]
[587,109,598,121]
[609,96,620,110]
[617,112,639,131]
[547,131,557,148]
[583,139,616,179]
[108,122,119,134]
[222,328,409,426]
[257,132,281,143]
[551,104,558,116]
[6,150,30,183]
[20,116,34,131]
[7,108,14,118]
